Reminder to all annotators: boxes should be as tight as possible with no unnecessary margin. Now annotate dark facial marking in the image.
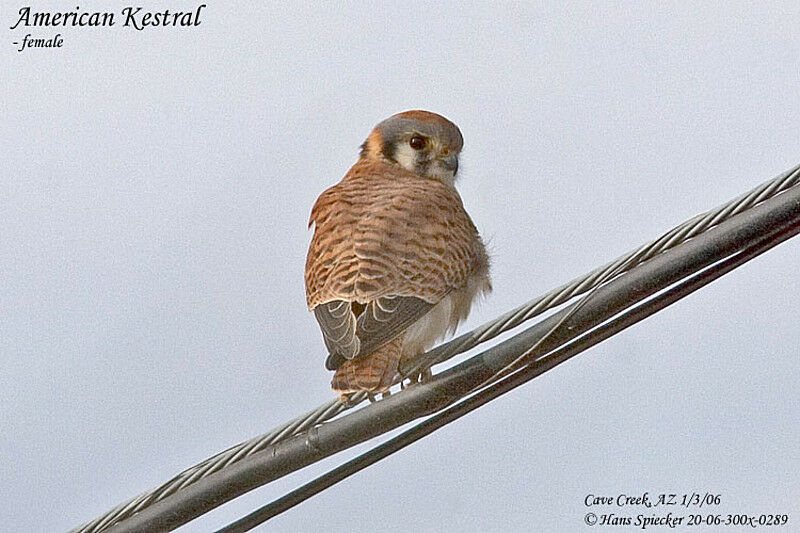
[381,139,397,162]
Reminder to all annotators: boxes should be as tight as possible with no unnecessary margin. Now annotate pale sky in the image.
[2,2,800,532]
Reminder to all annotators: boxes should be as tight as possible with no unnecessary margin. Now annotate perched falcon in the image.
[305,110,491,399]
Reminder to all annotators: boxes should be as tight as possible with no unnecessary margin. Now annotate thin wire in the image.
[71,162,800,533]
[216,219,800,533]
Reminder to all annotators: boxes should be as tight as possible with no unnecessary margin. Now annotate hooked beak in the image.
[439,154,459,174]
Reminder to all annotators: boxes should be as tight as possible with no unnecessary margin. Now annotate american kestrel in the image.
[305,110,491,399]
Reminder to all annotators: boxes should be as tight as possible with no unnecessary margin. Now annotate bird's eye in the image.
[409,136,426,150]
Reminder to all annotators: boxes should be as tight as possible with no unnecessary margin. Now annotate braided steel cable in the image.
[216,218,800,532]
[71,162,800,533]
[102,169,800,533]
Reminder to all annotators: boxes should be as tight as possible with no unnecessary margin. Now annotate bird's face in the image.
[361,110,464,185]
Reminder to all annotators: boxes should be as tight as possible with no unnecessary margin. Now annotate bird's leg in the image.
[338,392,357,406]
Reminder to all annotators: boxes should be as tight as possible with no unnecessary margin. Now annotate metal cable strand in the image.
[72,162,800,533]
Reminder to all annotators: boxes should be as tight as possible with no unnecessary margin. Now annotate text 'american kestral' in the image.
[9,5,207,52]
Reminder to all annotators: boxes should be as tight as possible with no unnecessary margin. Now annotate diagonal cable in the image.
[71,161,800,533]
[99,165,800,532]
[215,218,800,532]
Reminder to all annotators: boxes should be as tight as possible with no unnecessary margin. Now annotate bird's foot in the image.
[337,392,354,405]
[366,389,393,403]
[400,368,433,389]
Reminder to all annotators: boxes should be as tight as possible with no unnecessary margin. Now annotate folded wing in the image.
[314,295,433,370]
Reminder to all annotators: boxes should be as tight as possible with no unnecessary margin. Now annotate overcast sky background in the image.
[3,2,800,532]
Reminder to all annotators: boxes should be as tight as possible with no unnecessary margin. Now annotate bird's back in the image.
[305,159,486,310]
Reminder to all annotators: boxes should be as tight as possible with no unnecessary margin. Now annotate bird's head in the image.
[360,110,464,185]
